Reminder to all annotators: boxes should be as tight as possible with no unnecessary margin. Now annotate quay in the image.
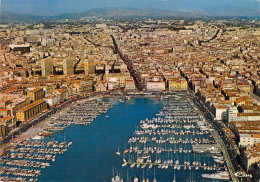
[190,91,240,182]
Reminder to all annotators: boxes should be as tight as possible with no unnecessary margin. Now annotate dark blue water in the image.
[38,98,163,182]
[37,97,230,182]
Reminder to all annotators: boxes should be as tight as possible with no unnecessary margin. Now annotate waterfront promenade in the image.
[0,97,80,156]
[189,91,240,182]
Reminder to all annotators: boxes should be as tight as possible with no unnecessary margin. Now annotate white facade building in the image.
[240,134,260,147]
[146,77,165,91]
[214,106,228,121]
[228,105,238,122]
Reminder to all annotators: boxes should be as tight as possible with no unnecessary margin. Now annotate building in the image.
[167,77,188,91]
[242,144,260,172]
[238,104,260,114]
[240,134,260,147]
[63,58,74,75]
[125,78,136,91]
[96,23,107,29]
[45,96,60,107]
[237,113,260,121]
[0,116,14,137]
[9,44,30,53]
[75,80,93,96]
[27,88,45,102]
[16,99,47,123]
[41,59,52,76]
[57,89,69,102]
[0,94,30,115]
[44,89,68,107]
[0,109,11,118]
[106,72,131,89]
[84,59,95,75]
[213,105,228,121]
[230,120,260,138]
[0,100,12,109]
[228,105,238,123]
[146,77,165,91]
[95,82,107,92]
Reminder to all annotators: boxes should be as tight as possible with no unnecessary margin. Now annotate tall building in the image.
[228,105,238,123]
[41,59,52,76]
[63,58,74,75]
[84,59,95,75]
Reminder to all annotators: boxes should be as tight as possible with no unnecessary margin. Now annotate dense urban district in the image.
[0,18,259,181]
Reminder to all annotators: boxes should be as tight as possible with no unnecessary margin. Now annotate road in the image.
[188,91,240,182]
[110,34,143,91]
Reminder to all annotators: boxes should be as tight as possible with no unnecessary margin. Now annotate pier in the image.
[0,139,72,181]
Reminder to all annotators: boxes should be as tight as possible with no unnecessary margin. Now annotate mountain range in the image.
[0,8,258,23]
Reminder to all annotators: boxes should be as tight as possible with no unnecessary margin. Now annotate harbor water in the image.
[38,98,163,182]
[1,95,231,181]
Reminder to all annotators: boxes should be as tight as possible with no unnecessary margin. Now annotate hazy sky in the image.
[1,0,260,16]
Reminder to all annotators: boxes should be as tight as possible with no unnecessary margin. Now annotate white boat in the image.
[141,164,146,168]
[202,171,230,180]
[174,165,177,170]
[116,147,120,155]
[31,135,43,140]
[130,163,136,168]
[141,155,150,159]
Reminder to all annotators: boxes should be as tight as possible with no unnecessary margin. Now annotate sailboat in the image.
[189,169,195,182]
[142,169,145,182]
[111,168,123,182]
[116,147,120,155]
[111,167,115,182]
[153,168,157,182]
[173,170,176,182]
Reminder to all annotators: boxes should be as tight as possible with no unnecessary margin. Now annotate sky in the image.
[0,0,259,16]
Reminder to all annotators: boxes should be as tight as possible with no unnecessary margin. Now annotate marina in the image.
[0,140,72,181]
[0,99,113,182]
[38,97,162,182]
[1,94,231,181]
[112,94,230,182]
[46,99,113,129]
